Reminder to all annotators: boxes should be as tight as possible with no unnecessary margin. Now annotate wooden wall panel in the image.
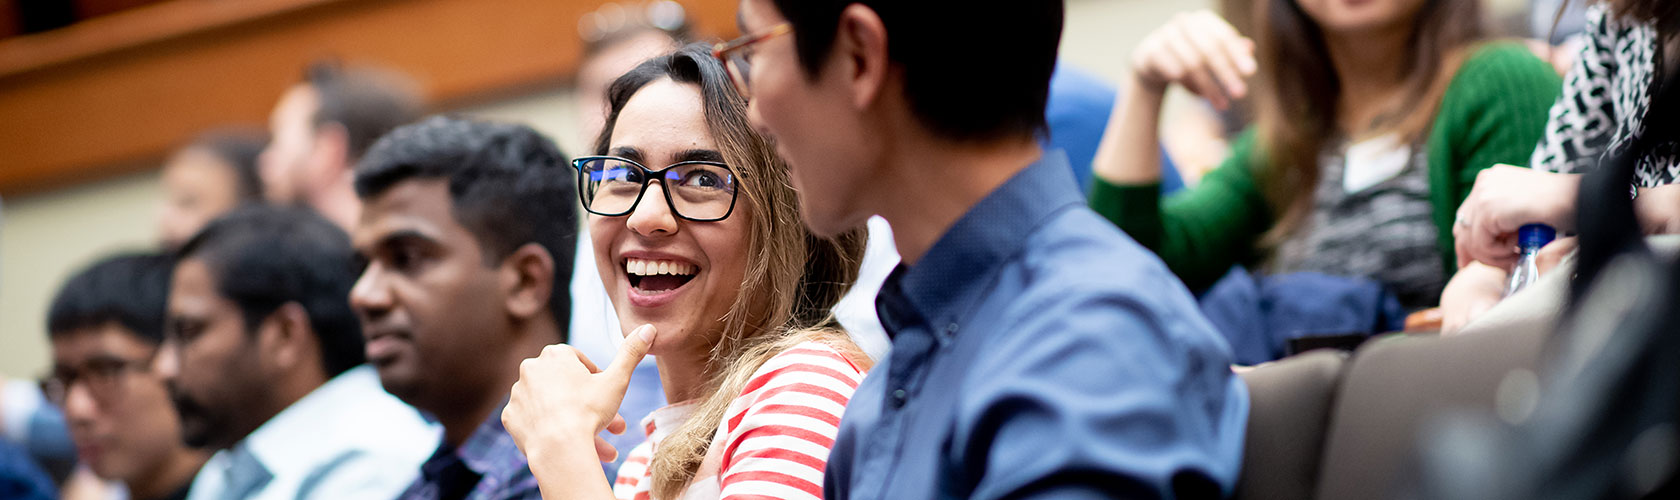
[0,0,19,39]
[0,0,740,196]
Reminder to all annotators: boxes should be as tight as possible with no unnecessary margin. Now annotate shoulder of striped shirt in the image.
[731,340,866,410]
[711,342,858,500]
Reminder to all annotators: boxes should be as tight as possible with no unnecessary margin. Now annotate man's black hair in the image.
[188,128,268,203]
[304,61,424,162]
[176,204,366,377]
[353,115,578,339]
[47,252,174,344]
[767,0,1064,141]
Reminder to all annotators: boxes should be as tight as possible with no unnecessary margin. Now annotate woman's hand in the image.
[1129,9,1256,110]
[1095,10,1254,187]
[504,324,657,464]
[1453,166,1581,269]
[1440,261,1509,335]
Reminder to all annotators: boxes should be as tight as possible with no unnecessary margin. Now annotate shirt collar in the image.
[450,401,527,479]
[880,150,1083,338]
[641,402,699,446]
[241,364,384,478]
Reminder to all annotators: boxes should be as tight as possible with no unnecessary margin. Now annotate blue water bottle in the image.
[1504,224,1557,297]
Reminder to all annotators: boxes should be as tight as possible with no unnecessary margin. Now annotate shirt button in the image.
[891,389,908,408]
[945,323,959,334]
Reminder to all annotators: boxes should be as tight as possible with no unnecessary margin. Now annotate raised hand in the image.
[503,324,657,464]
[1130,9,1256,110]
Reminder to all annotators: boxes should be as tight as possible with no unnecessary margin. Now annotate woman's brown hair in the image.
[1602,0,1680,34]
[591,43,871,499]
[1252,0,1484,243]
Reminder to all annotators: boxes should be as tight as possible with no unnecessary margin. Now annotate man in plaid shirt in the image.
[348,117,579,500]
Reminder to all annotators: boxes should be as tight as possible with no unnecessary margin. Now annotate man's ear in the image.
[832,4,892,110]
[258,302,316,372]
[501,243,556,322]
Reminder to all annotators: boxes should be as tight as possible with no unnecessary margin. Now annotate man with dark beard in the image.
[154,205,435,500]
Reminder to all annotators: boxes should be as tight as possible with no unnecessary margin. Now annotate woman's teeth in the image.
[625,258,697,277]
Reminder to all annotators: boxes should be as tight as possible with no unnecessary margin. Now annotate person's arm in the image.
[955,287,1246,499]
[1088,10,1271,291]
[1092,9,1250,187]
[1090,133,1272,291]
[717,344,863,500]
[504,326,657,500]
[1636,184,1680,234]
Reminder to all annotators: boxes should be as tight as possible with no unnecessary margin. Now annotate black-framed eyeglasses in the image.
[571,156,740,222]
[42,351,157,408]
[711,22,792,98]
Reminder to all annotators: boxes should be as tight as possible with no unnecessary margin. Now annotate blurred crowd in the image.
[3,0,1680,499]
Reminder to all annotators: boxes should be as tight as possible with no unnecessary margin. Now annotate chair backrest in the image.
[1312,326,1550,500]
[1235,349,1348,500]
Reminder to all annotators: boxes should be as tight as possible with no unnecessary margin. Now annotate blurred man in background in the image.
[259,62,422,233]
[158,129,268,249]
[572,1,689,145]
[349,117,576,500]
[154,205,434,500]
[46,253,206,500]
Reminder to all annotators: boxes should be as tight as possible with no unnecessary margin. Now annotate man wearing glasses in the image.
[723,1,1249,498]
[46,252,206,500]
[349,116,575,500]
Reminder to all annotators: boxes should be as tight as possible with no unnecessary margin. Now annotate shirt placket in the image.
[855,316,938,499]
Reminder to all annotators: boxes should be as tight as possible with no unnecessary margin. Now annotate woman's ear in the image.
[501,243,557,322]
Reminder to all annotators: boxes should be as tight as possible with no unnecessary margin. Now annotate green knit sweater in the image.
[1088,42,1563,292]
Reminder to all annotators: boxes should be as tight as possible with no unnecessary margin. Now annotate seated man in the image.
[46,252,207,500]
[348,116,575,499]
[733,0,1248,497]
[154,205,436,500]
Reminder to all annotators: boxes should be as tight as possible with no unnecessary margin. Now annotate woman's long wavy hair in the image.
[1253,0,1483,243]
[591,43,871,499]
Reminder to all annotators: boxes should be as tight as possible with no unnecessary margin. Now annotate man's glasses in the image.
[712,23,792,97]
[572,156,740,221]
[43,353,156,408]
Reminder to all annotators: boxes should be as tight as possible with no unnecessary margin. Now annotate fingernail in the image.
[637,324,657,343]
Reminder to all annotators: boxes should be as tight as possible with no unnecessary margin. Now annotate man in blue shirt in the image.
[725,0,1249,497]
[350,117,576,500]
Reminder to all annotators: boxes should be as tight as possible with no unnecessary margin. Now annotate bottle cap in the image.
[1517,224,1557,249]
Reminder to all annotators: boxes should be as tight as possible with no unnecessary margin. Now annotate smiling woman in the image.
[501,43,870,500]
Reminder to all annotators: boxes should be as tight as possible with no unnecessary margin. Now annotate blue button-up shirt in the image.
[824,151,1248,499]
[398,403,540,500]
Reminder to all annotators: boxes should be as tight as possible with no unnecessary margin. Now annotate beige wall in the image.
[3,173,164,378]
[0,0,1211,378]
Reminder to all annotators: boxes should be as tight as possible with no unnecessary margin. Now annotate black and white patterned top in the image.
[1270,140,1444,311]
[1531,5,1679,187]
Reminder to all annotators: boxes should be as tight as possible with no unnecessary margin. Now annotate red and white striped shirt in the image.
[612,341,866,500]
